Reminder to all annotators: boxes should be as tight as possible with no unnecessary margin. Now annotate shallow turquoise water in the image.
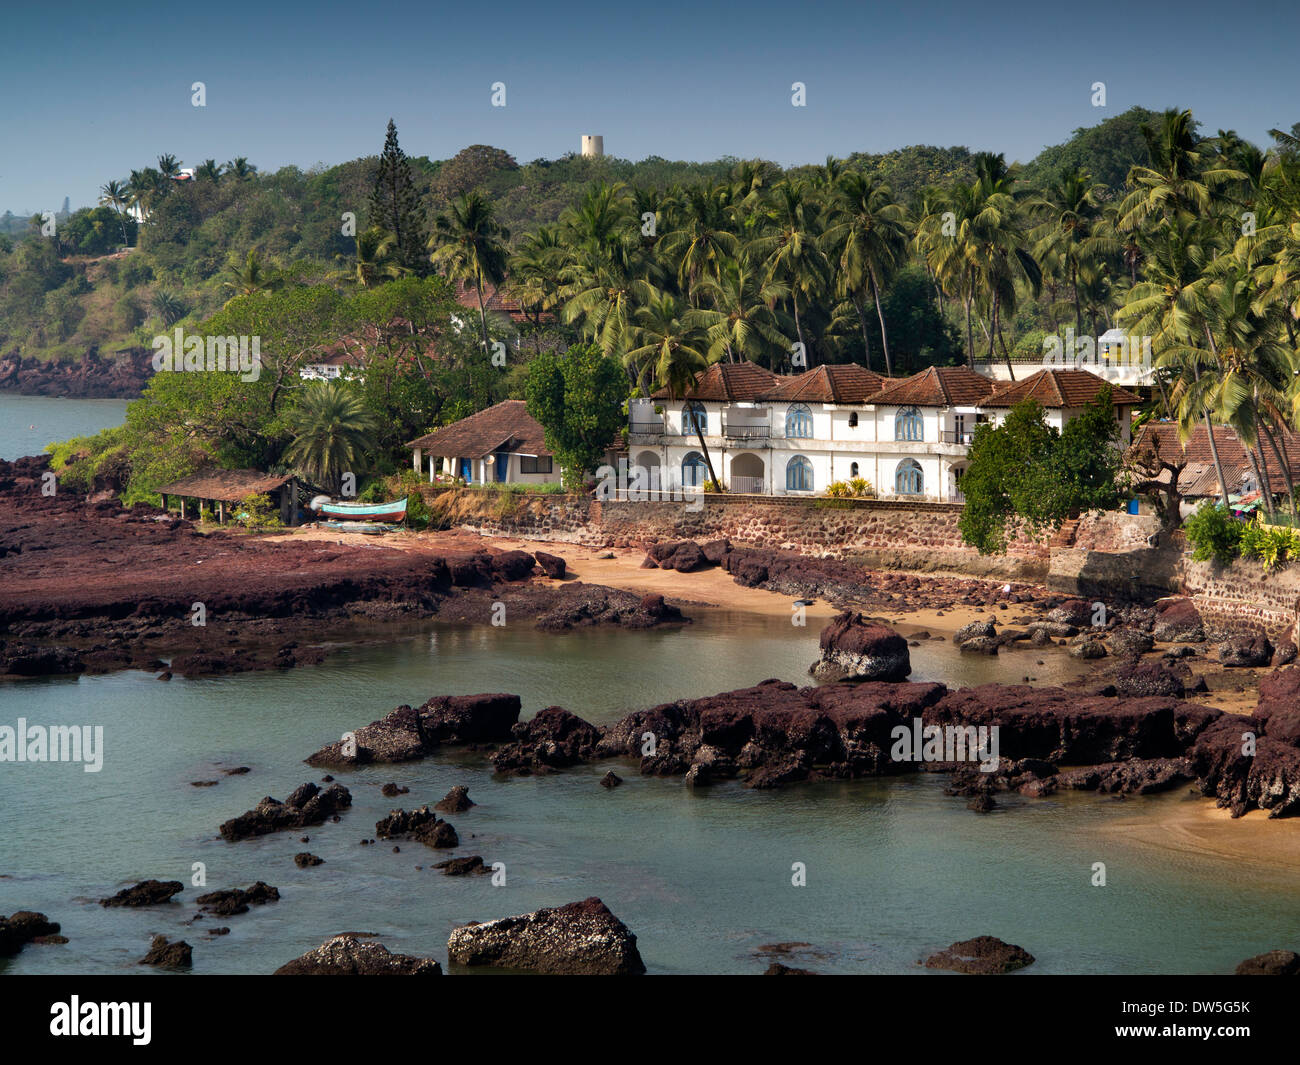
[1,611,1298,976]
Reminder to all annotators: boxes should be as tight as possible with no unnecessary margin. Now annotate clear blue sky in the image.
[2,0,1297,214]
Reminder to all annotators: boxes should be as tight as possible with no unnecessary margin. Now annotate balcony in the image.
[939,430,975,445]
[722,422,771,445]
[629,420,665,436]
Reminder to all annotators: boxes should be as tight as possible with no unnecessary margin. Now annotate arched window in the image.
[895,407,923,441]
[895,458,924,495]
[850,462,860,478]
[682,451,708,487]
[682,402,707,436]
[785,403,813,438]
[786,455,814,492]
[848,411,858,427]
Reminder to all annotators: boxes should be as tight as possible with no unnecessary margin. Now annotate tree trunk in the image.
[475,272,491,354]
[964,281,974,369]
[693,419,723,493]
[869,266,892,377]
[1195,332,1233,507]
[1252,410,1277,522]
[986,291,999,360]
[854,295,873,372]
[1072,262,1082,334]
[998,320,1015,382]
[1261,419,1299,524]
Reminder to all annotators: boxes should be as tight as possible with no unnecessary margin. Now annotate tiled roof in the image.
[864,366,995,408]
[980,369,1143,408]
[651,362,781,401]
[453,279,552,323]
[156,468,292,502]
[1129,422,1300,496]
[760,364,887,404]
[406,399,552,457]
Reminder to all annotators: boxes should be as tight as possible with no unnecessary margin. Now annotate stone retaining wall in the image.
[1179,557,1300,637]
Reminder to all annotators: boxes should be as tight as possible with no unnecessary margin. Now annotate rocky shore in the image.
[0,349,152,399]
[0,457,689,678]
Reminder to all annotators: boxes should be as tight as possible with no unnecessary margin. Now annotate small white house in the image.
[407,400,560,486]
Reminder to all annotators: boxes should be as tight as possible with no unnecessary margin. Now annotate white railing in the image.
[730,475,766,494]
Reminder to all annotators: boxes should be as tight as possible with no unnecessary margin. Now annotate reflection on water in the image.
[0,609,1295,975]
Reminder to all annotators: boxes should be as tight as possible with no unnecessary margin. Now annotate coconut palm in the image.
[692,255,790,368]
[98,179,132,247]
[825,172,909,374]
[225,157,257,180]
[429,192,510,353]
[283,380,380,492]
[658,181,739,302]
[751,180,828,362]
[195,159,223,183]
[1031,167,1105,333]
[223,250,277,305]
[343,226,403,288]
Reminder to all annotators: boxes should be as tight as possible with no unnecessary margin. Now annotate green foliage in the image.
[848,476,872,496]
[958,392,1124,554]
[234,493,283,529]
[1183,504,1244,565]
[282,379,380,490]
[1019,107,1157,191]
[825,480,851,497]
[524,342,626,487]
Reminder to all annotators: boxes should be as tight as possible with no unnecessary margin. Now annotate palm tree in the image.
[508,224,567,350]
[1031,167,1105,333]
[98,179,132,247]
[693,255,790,368]
[752,181,828,363]
[825,172,909,374]
[342,226,403,288]
[658,181,739,303]
[195,159,223,183]
[150,288,187,327]
[627,293,723,491]
[916,180,981,364]
[223,250,277,305]
[224,157,257,180]
[429,191,510,354]
[156,154,181,180]
[283,380,380,492]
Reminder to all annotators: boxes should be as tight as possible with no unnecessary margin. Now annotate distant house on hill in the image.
[407,400,559,486]
[629,363,1138,502]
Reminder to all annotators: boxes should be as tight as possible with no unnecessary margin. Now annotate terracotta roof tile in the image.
[406,399,552,457]
[760,364,887,403]
[1129,421,1300,496]
[651,362,781,402]
[864,366,995,408]
[980,369,1142,408]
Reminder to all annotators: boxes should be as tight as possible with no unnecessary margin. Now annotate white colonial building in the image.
[628,363,1139,503]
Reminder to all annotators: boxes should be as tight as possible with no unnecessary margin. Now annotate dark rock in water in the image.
[924,936,1034,974]
[1190,713,1300,818]
[223,766,251,776]
[434,856,487,876]
[967,792,996,813]
[491,706,602,775]
[600,770,623,789]
[1153,598,1204,642]
[294,853,324,868]
[375,806,458,849]
[140,935,192,969]
[958,636,1001,655]
[99,879,184,907]
[644,540,709,572]
[1272,623,1298,667]
[533,550,566,579]
[1218,634,1273,668]
[1255,667,1300,746]
[810,611,911,682]
[1114,661,1186,699]
[953,619,996,646]
[219,782,352,841]
[764,962,818,975]
[196,881,280,916]
[1069,637,1108,660]
[274,933,441,975]
[434,785,475,813]
[0,912,62,957]
[305,693,522,767]
[380,782,409,797]
[0,642,85,677]
[207,927,231,936]
[1235,949,1300,975]
[447,897,645,975]
[1056,758,1192,795]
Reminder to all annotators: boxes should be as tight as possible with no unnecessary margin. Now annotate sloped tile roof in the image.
[156,468,292,502]
[1129,421,1300,496]
[760,364,887,404]
[651,362,781,402]
[980,368,1143,408]
[406,399,552,457]
[864,366,995,408]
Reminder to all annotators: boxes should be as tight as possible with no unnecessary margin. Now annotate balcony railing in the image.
[730,475,767,494]
[939,430,975,445]
[722,423,771,442]
[629,421,665,435]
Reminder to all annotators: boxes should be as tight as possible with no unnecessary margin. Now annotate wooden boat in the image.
[315,497,408,522]
[320,520,394,535]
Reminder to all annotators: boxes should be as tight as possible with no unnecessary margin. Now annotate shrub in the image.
[848,476,872,497]
[1183,503,1243,565]
[234,493,283,530]
[825,480,851,498]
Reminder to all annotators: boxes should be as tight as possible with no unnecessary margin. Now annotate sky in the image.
[2,0,1298,214]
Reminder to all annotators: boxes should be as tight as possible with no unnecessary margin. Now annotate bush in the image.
[1184,503,1243,565]
[825,480,851,497]
[848,476,872,497]
[234,493,283,530]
